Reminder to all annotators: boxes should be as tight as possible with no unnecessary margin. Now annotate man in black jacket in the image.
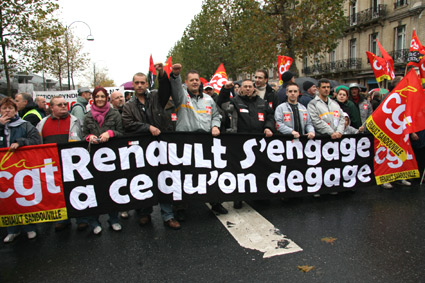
[218,79,274,209]
[121,64,180,230]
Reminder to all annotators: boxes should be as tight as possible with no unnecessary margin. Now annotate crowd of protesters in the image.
[1,63,424,243]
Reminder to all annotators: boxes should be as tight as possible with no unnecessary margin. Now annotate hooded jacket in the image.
[0,116,41,148]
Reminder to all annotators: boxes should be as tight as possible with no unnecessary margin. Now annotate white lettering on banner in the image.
[146,141,168,166]
[69,185,97,210]
[0,159,61,207]
[58,136,372,206]
[61,148,93,182]
[158,170,182,200]
[211,138,227,168]
[168,143,192,165]
[119,145,145,170]
[93,148,116,172]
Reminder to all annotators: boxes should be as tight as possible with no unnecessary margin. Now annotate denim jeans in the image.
[88,213,119,228]
[137,203,174,222]
[7,224,36,234]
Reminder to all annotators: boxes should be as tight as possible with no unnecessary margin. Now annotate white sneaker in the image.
[27,231,37,239]
[3,233,20,243]
[120,211,129,219]
[111,223,122,231]
[93,226,102,235]
[398,180,411,186]
[381,183,393,189]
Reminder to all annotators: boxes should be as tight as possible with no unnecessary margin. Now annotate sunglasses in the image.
[55,103,67,107]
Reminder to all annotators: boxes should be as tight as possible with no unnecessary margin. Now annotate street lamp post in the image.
[66,21,94,90]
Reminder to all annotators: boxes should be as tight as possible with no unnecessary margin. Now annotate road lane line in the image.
[208,202,303,258]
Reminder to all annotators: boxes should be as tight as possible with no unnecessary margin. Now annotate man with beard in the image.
[110,91,125,114]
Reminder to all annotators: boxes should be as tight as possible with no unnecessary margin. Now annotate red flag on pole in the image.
[148,54,157,89]
[277,56,293,85]
[366,69,425,161]
[366,51,391,82]
[407,30,425,67]
[164,56,173,78]
[377,40,395,80]
[209,63,228,94]
[200,77,208,86]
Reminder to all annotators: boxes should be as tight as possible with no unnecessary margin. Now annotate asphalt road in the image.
[1,182,425,282]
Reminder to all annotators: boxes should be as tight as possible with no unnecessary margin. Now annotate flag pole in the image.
[421,167,425,185]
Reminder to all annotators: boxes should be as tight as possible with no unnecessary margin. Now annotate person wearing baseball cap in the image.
[71,87,92,124]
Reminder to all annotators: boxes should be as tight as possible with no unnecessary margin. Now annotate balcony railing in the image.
[389,49,409,64]
[302,58,362,76]
[349,4,387,26]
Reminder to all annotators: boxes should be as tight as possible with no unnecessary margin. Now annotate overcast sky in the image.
[57,0,203,87]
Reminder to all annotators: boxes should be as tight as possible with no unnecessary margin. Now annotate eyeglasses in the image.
[55,103,67,107]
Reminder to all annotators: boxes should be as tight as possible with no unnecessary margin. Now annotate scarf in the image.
[256,85,266,99]
[90,102,110,127]
[2,115,25,146]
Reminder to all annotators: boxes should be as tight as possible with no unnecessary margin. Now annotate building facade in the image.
[300,0,425,89]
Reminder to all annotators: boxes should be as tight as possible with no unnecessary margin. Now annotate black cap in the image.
[281,71,294,83]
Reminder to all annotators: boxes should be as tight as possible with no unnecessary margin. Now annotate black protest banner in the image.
[59,133,374,218]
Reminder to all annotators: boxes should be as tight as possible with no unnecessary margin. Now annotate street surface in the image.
[1,183,425,282]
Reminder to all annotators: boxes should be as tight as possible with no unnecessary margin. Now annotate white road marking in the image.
[208,202,303,258]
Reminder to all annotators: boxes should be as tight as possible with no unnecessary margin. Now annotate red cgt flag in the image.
[377,40,395,80]
[209,63,228,94]
[164,56,173,78]
[277,56,293,85]
[366,51,390,82]
[366,69,425,162]
[407,30,425,67]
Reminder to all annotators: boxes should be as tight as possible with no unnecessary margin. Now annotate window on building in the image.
[350,0,357,25]
[370,33,378,54]
[394,0,408,9]
[394,25,406,51]
[349,39,357,68]
[371,0,379,14]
